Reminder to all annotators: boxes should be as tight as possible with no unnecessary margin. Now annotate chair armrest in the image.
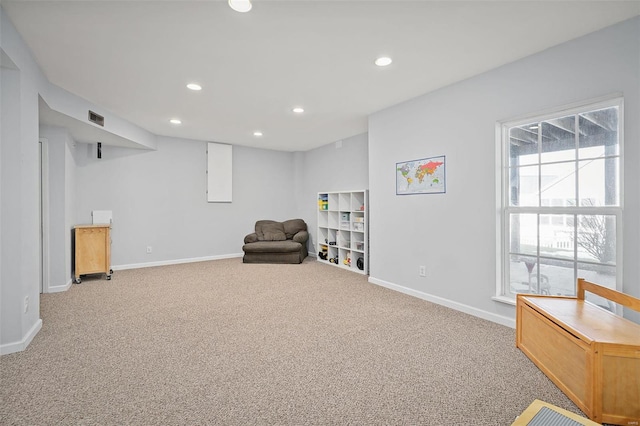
[244,233,259,244]
[292,230,309,244]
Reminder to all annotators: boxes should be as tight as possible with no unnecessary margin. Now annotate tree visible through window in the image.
[499,98,622,302]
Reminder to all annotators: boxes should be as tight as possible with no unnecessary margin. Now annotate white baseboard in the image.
[46,279,73,293]
[113,253,244,271]
[368,276,515,329]
[0,319,43,355]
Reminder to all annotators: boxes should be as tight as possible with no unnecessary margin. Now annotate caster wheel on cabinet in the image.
[109,269,114,275]
[75,277,82,284]
[106,275,112,281]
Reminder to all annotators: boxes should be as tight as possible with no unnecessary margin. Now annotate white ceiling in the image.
[3,1,639,152]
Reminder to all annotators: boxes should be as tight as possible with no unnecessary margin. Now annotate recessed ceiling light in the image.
[229,0,252,13]
[375,56,393,67]
[292,107,304,114]
[253,131,263,137]
[529,125,539,130]
[187,83,202,91]
[169,119,182,125]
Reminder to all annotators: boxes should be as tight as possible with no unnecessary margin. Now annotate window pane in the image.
[509,255,540,295]
[577,263,616,289]
[577,263,616,312]
[539,214,574,260]
[538,258,576,296]
[510,213,537,256]
[576,214,616,264]
[578,107,618,159]
[501,100,621,300]
[509,123,538,166]
[578,158,619,206]
[540,162,576,206]
[509,165,538,206]
[540,116,576,164]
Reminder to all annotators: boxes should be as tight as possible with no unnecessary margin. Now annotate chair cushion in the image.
[282,219,307,239]
[255,220,286,241]
[242,240,302,253]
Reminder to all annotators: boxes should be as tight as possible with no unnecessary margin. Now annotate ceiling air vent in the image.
[88,110,104,127]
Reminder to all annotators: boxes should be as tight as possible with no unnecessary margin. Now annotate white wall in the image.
[0,7,46,354]
[40,125,77,291]
[74,137,297,268]
[1,4,151,353]
[1,62,24,346]
[293,133,369,253]
[65,131,77,285]
[368,17,640,325]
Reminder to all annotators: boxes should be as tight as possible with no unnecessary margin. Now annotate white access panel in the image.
[207,143,233,203]
[92,210,112,225]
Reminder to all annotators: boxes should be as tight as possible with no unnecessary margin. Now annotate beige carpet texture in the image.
[1,258,584,425]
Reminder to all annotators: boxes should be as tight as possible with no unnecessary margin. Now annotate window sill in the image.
[492,295,516,306]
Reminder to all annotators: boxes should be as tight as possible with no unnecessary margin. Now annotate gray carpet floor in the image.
[0,258,583,425]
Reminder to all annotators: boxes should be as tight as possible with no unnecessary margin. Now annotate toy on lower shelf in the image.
[318,245,328,260]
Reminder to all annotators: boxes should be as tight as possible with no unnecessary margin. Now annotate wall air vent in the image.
[88,110,104,127]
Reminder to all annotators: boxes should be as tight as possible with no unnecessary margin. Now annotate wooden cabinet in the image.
[317,190,368,274]
[516,279,640,425]
[74,225,112,283]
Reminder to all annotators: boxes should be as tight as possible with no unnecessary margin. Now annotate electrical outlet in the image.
[146,246,152,254]
[419,266,426,277]
[24,296,29,313]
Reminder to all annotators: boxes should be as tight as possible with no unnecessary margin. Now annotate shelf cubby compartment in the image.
[318,227,328,246]
[340,212,351,230]
[339,249,352,268]
[339,193,351,211]
[328,193,340,211]
[337,231,350,249]
[326,228,337,246]
[318,244,328,260]
[328,211,340,229]
[318,213,328,228]
[318,193,329,211]
[327,245,339,263]
[351,192,366,212]
[351,233,365,252]
[351,212,365,231]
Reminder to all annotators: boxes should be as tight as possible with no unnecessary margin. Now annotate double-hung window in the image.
[497,96,622,304]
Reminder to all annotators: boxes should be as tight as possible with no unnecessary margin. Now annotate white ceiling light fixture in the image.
[292,107,304,114]
[253,131,263,137]
[169,118,182,125]
[375,56,393,67]
[228,0,252,13]
[186,83,202,91]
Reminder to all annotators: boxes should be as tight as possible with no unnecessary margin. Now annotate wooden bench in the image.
[516,278,640,425]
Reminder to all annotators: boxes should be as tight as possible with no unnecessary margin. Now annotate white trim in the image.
[368,276,516,329]
[39,138,50,293]
[491,295,516,306]
[113,253,243,271]
[495,122,505,299]
[0,319,43,355]
[46,279,73,293]
[497,92,623,127]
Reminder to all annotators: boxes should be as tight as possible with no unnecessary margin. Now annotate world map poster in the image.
[396,155,446,195]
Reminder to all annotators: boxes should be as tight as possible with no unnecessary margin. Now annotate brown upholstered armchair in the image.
[242,219,309,264]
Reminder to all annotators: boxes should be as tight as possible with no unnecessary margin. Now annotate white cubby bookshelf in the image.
[317,190,368,274]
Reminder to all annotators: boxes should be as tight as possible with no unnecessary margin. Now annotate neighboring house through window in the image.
[497,96,623,307]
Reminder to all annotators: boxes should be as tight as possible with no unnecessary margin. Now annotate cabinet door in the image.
[76,228,108,274]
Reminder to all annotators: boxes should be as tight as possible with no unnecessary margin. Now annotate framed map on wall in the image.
[396,155,446,195]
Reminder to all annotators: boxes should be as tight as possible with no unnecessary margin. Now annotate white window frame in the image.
[495,94,624,305]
